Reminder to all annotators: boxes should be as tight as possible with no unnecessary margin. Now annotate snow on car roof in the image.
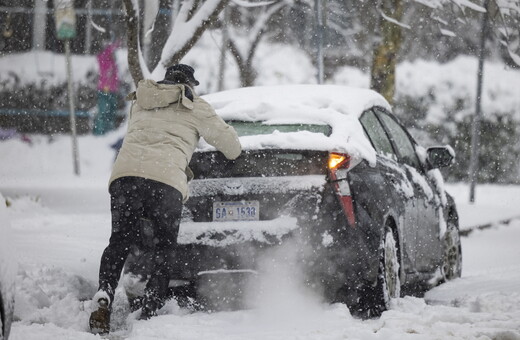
[201,84,392,165]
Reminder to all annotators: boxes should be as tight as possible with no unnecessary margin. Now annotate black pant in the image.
[98,177,183,304]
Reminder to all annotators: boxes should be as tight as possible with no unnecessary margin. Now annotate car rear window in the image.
[190,150,329,179]
[227,121,332,137]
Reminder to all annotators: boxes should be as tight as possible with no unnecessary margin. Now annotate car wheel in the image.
[380,227,401,306]
[441,219,462,281]
[354,225,401,318]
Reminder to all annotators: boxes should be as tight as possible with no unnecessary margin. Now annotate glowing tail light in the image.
[328,153,351,170]
[328,152,356,227]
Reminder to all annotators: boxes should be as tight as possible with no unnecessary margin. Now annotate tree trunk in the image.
[241,63,256,87]
[227,40,257,87]
[370,0,404,106]
[147,0,172,71]
[122,0,143,87]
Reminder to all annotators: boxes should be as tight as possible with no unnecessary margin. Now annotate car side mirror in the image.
[427,146,455,169]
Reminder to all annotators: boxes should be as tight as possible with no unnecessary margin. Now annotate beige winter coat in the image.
[110,79,241,201]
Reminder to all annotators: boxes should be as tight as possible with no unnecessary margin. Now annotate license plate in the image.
[213,201,260,221]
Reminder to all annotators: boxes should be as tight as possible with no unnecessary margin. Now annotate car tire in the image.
[441,219,462,281]
[353,225,401,318]
[379,226,401,306]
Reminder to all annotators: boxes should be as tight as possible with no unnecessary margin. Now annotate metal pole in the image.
[315,0,324,84]
[218,7,229,91]
[32,0,47,50]
[85,0,92,54]
[468,0,489,203]
[65,40,80,176]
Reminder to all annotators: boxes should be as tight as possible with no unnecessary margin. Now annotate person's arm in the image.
[199,108,242,160]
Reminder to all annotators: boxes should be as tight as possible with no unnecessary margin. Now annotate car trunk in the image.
[184,149,329,222]
[162,150,329,271]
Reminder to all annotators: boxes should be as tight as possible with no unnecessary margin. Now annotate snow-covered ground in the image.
[1,130,520,339]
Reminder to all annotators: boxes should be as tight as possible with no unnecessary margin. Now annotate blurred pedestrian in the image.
[89,64,242,335]
[93,39,119,135]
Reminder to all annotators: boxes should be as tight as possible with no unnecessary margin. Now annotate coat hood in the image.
[133,79,194,110]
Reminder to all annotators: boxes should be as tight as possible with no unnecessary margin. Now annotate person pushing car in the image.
[89,64,242,335]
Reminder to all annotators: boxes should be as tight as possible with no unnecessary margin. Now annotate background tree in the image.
[370,0,406,105]
[370,0,520,104]
[145,0,175,72]
[122,0,230,86]
[224,0,292,87]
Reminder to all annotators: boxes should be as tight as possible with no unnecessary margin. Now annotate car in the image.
[0,192,16,340]
[124,84,462,318]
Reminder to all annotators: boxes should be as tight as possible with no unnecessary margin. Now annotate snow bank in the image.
[445,183,520,230]
[14,264,95,331]
[0,133,120,188]
[426,221,520,314]
[0,49,130,89]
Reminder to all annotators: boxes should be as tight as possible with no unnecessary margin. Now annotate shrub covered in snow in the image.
[393,57,520,184]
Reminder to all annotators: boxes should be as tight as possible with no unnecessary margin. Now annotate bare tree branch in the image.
[225,0,291,86]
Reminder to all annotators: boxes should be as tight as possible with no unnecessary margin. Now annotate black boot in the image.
[138,290,167,320]
[89,297,111,335]
[138,273,170,320]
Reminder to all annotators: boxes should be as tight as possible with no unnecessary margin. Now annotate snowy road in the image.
[1,136,520,339]
[3,187,520,340]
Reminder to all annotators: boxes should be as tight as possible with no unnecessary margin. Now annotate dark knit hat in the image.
[164,64,200,86]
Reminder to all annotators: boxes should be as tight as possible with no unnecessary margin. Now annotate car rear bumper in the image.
[178,216,300,247]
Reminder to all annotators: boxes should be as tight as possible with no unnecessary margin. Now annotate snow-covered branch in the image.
[122,0,231,84]
[157,0,230,78]
[379,8,411,29]
[451,0,486,12]
[231,0,276,7]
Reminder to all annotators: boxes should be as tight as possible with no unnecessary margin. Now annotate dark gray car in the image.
[124,85,462,318]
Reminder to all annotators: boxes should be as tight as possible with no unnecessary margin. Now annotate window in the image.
[375,108,422,169]
[0,0,33,52]
[227,121,332,137]
[359,110,395,156]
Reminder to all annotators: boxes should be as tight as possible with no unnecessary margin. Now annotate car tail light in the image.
[328,153,350,170]
[328,152,356,227]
